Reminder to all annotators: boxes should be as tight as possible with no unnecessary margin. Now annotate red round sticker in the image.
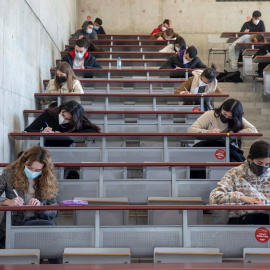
[215,149,226,160]
[192,107,201,112]
[87,15,91,20]
[255,227,270,243]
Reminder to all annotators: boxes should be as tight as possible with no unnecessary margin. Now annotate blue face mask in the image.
[24,166,42,180]
[93,25,99,31]
[86,28,92,34]
[75,52,84,59]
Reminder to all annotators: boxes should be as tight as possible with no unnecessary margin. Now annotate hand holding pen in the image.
[183,86,190,95]
[41,122,54,133]
[207,122,220,133]
[1,189,24,206]
[266,50,270,57]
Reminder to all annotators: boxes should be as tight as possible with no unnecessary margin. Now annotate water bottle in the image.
[117,57,122,69]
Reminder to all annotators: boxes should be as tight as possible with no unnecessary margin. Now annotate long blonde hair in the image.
[6,146,58,200]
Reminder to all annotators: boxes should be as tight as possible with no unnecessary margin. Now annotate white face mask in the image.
[175,46,180,52]
[59,113,70,125]
[183,57,190,64]
[253,19,260,25]
[199,78,207,87]
[161,26,167,31]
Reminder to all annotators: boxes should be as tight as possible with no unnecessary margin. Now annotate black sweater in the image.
[25,110,99,133]
[160,54,207,69]
[240,20,265,32]
[253,44,270,77]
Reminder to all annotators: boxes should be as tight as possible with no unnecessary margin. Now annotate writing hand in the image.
[156,37,163,41]
[41,127,54,133]
[183,90,190,95]
[2,197,24,206]
[81,64,85,70]
[240,196,263,204]
[27,198,41,206]
[265,53,270,57]
[79,35,84,39]
[207,128,220,133]
[244,29,250,33]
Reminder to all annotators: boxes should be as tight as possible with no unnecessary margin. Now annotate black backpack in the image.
[217,70,243,83]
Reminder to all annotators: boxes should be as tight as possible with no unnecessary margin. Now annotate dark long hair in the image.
[248,141,270,160]
[174,36,186,52]
[201,64,217,83]
[47,100,101,133]
[214,99,244,132]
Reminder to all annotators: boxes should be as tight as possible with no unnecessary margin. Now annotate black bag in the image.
[217,70,243,83]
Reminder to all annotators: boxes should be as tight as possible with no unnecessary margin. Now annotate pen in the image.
[13,189,19,197]
[266,50,269,54]
[210,122,214,128]
[45,122,49,127]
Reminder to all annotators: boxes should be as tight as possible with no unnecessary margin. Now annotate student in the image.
[174,65,222,95]
[150,19,171,35]
[93,18,106,34]
[253,43,270,77]
[45,62,83,94]
[0,146,59,255]
[25,100,101,134]
[62,38,102,70]
[240,10,266,33]
[188,99,257,162]
[160,46,207,69]
[73,21,98,40]
[188,99,257,134]
[209,141,270,225]
[149,28,179,41]
[229,34,265,70]
[159,36,186,53]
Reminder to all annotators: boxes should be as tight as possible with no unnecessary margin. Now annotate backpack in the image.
[217,70,243,83]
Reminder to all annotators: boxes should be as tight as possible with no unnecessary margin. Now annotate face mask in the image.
[253,19,260,25]
[161,26,167,31]
[183,57,190,64]
[250,162,268,177]
[86,28,92,34]
[93,25,99,30]
[174,46,180,52]
[24,166,42,180]
[199,78,207,87]
[55,76,66,84]
[75,51,84,59]
[59,113,70,125]
[220,113,229,123]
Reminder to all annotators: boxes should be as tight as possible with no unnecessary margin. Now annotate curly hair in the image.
[6,146,58,200]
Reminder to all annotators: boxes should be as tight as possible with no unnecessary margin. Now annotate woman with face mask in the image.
[0,146,59,253]
[174,64,222,95]
[45,62,83,94]
[159,36,187,53]
[209,141,270,225]
[24,100,101,135]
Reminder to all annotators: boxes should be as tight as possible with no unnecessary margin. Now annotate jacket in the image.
[253,44,270,77]
[240,20,265,32]
[187,110,258,134]
[149,32,179,40]
[62,49,102,70]
[160,50,207,69]
[95,26,106,35]
[73,21,98,40]
[209,161,270,217]
[174,70,222,95]
[45,79,84,94]
[150,25,163,35]
[0,169,58,240]
[24,110,100,133]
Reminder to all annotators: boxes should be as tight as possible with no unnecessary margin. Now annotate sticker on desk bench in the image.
[192,107,201,112]
[255,227,270,243]
[215,149,226,160]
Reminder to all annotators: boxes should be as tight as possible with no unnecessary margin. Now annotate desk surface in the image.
[242,49,258,56]
[1,262,270,270]
[221,32,270,38]
[235,43,266,49]
[253,56,270,63]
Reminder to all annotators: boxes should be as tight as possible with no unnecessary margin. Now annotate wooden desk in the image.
[221,32,270,38]
[68,39,172,45]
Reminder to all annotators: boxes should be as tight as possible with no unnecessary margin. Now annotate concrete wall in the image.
[0,0,76,162]
[76,0,270,64]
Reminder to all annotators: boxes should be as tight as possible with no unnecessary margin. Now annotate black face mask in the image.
[250,162,268,177]
[56,76,67,84]
[220,113,229,123]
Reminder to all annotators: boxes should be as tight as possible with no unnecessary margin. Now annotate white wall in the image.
[76,0,270,63]
[0,0,77,162]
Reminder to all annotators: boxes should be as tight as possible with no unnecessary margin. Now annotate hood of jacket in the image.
[81,20,91,34]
